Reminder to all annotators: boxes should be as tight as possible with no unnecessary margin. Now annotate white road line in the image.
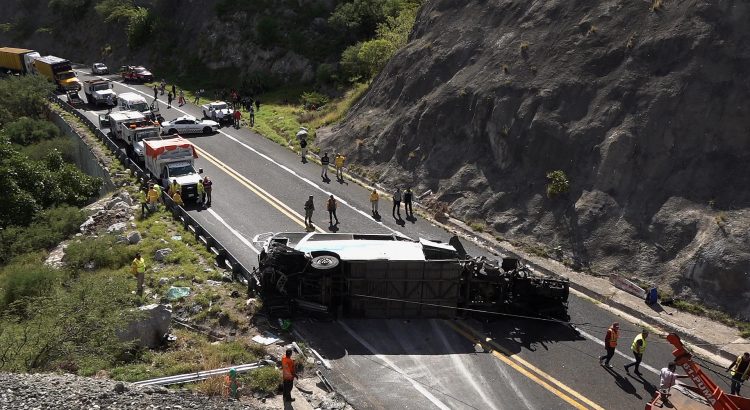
[338,321,451,410]
[430,320,503,410]
[575,327,659,375]
[206,209,260,254]
[85,73,410,238]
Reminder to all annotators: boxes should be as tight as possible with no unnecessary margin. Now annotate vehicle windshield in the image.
[213,103,228,110]
[58,72,76,80]
[135,67,149,74]
[131,102,149,112]
[94,64,104,68]
[169,163,197,177]
[93,83,109,91]
[135,130,159,141]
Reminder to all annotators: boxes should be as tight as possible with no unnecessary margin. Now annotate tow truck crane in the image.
[647,333,750,410]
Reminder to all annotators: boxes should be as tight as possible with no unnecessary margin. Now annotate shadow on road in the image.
[604,366,642,400]
[481,318,585,355]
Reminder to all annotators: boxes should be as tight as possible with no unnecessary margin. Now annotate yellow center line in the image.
[194,145,324,233]
[447,321,602,410]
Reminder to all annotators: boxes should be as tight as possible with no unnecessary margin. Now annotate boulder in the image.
[111,202,132,212]
[154,248,173,262]
[107,222,127,234]
[118,304,172,349]
[117,191,134,206]
[105,197,124,210]
[79,217,95,233]
[127,231,142,245]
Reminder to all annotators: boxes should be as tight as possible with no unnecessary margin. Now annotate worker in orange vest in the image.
[281,348,297,402]
[598,322,619,368]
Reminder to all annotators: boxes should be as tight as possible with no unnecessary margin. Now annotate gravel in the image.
[0,372,251,410]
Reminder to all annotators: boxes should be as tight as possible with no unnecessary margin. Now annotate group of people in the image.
[140,176,214,218]
[598,323,750,400]
[302,186,415,230]
[318,152,346,182]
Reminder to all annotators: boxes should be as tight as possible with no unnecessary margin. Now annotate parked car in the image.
[161,115,219,135]
[91,62,109,75]
[120,65,153,82]
[201,101,234,125]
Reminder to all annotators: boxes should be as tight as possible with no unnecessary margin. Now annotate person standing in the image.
[172,190,184,207]
[659,362,688,399]
[370,189,379,215]
[197,178,205,206]
[106,93,114,112]
[624,329,649,375]
[152,180,163,204]
[178,90,185,106]
[153,85,158,101]
[404,187,414,218]
[159,79,166,95]
[334,153,345,181]
[248,105,255,127]
[299,137,307,163]
[233,108,241,129]
[392,188,402,220]
[320,153,330,179]
[167,92,173,109]
[169,179,181,197]
[327,195,339,226]
[193,88,203,104]
[304,195,315,228]
[598,322,619,368]
[255,98,261,111]
[131,252,146,297]
[171,84,176,98]
[727,352,750,395]
[281,348,297,402]
[203,176,213,206]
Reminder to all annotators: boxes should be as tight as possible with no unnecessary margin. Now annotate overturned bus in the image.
[252,232,569,320]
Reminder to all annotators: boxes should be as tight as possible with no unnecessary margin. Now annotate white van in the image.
[117,92,150,113]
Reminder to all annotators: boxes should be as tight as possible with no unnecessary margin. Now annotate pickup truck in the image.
[201,101,234,125]
[120,65,153,83]
[83,79,116,106]
[144,137,203,202]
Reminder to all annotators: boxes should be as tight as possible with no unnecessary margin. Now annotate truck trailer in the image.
[32,55,81,91]
[0,47,40,74]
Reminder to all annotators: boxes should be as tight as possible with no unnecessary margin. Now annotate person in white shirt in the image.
[659,362,688,400]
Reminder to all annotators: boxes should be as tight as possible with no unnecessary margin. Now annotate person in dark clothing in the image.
[727,352,750,395]
[153,85,158,101]
[327,195,339,226]
[404,187,414,218]
[304,196,315,228]
[171,84,176,97]
[167,92,173,108]
[203,176,213,206]
[624,330,649,375]
[392,188,402,220]
[255,98,261,111]
[320,153,330,179]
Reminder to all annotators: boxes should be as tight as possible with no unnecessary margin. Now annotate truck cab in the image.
[118,92,162,122]
[83,79,116,106]
[120,121,161,161]
[32,55,81,91]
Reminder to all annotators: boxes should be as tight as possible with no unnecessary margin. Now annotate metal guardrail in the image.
[49,94,254,284]
[131,360,271,387]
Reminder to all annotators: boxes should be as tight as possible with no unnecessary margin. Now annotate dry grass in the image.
[651,0,663,11]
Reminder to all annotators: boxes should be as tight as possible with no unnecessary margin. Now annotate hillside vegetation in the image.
[320,0,750,318]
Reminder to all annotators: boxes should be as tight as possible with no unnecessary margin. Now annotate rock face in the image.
[118,304,172,349]
[320,0,750,316]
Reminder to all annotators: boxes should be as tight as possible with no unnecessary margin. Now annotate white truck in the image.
[83,79,116,106]
[144,137,203,202]
[121,120,161,161]
[105,110,146,141]
[117,92,163,122]
[201,101,234,125]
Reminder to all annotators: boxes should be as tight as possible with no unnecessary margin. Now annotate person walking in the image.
[659,362,688,400]
[233,108,241,129]
[304,195,315,228]
[327,195,339,226]
[624,329,649,375]
[281,348,297,402]
[392,188,402,220]
[370,189,379,215]
[178,89,185,106]
[320,153,330,179]
[131,252,146,298]
[197,178,205,206]
[334,153,345,181]
[167,92,173,109]
[727,352,750,395]
[300,138,308,163]
[404,187,414,218]
[203,176,213,206]
[153,85,159,101]
[598,322,619,368]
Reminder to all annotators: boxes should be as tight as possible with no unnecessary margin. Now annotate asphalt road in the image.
[66,69,736,410]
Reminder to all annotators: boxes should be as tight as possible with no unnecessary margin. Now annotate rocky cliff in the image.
[320,0,750,316]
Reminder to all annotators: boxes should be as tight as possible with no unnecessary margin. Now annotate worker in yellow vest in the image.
[131,252,146,297]
[726,352,750,395]
[624,329,649,375]
[168,179,181,196]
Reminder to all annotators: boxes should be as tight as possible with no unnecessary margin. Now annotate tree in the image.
[358,39,395,77]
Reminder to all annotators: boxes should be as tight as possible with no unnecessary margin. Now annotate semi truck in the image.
[83,79,116,106]
[144,137,202,202]
[0,47,40,74]
[32,55,81,91]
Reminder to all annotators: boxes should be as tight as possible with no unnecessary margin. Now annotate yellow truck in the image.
[0,47,40,74]
[32,55,81,91]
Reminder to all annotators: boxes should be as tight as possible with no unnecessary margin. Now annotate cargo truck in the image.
[121,120,161,162]
[104,110,146,142]
[83,79,116,106]
[0,47,40,74]
[33,55,81,91]
[144,137,203,202]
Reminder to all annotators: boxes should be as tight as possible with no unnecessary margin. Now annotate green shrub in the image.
[0,262,60,309]
[2,117,61,146]
[244,366,281,394]
[18,136,75,163]
[0,206,86,264]
[64,236,134,270]
[301,92,330,109]
[546,170,570,198]
[0,76,54,124]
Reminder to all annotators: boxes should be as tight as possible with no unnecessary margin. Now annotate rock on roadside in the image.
[0,372,247,409]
